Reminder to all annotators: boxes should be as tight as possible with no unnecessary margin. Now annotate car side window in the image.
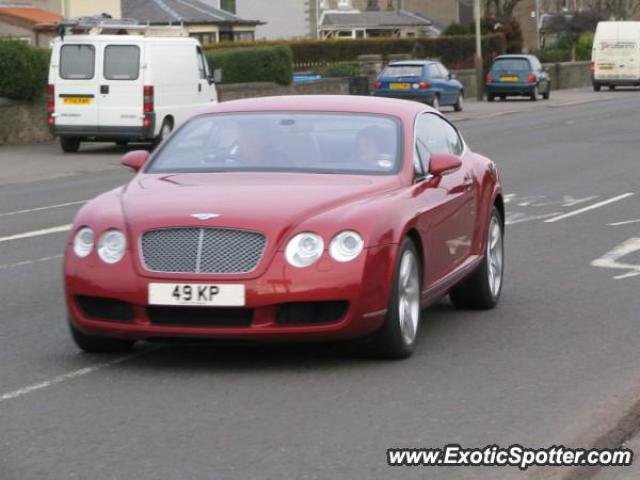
[196,47,208,80]
[437,63,450,79]
[415,113,465,172]
[428,64,442,79]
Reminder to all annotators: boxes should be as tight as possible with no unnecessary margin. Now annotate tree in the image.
[543,11,602,60]
[484,0,524,18]
[585,0,640,19]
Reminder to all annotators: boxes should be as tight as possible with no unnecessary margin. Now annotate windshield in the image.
[491,58,531,72]
[148,113,402,175]
[381,65,423,78]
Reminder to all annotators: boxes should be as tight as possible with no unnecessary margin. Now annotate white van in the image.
[592,21,640,91]
[48,18,218,152]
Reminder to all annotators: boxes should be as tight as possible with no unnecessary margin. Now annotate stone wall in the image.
[0,98,53,145]
[218,78,351,102]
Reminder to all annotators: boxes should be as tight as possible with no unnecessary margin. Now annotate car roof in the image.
[493,54,536,61]
[388,60,437,66]
[197,95,433,120]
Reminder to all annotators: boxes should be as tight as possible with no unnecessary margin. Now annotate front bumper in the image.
[486,83,535,96]
[65,244,396,343]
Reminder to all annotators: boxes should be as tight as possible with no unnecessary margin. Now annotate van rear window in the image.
[60,45,95,80]
[104,45,140,80]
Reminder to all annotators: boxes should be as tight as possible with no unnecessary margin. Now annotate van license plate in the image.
[63,97,92,105]
[149,283,246,306]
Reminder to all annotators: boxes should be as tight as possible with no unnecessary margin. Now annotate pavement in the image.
[2,87,640,480]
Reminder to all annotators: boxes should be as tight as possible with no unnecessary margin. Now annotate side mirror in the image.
[122,150,150,172]
[429,152,462,177]
[209,68,222,84]
[449,73,456,80]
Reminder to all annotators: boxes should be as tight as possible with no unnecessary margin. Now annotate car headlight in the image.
[285,232,324,268]
[97,230,126,264]
[73,227,94,258]
[329,230,364,262]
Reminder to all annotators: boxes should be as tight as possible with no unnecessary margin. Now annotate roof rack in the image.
[56,14,188,37]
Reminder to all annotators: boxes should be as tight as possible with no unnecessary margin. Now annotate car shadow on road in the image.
[101,297,481,373]
[75,143,154,155]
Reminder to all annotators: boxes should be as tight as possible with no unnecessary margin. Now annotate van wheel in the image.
[609,85,616,91]
[454,92,464,112]
[154,119,173,146]
[60,137,80,153]
[593,83,601,92]
[115,140,129,147]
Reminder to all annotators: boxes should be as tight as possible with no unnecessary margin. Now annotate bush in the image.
[204,34,507,70]
[537,49,572,63]
[442,23,472,36]
[205,45,293,85]
[576,32,594,61]
[320,62,360,77]
[481,17,523,53]
[0,40,50,101]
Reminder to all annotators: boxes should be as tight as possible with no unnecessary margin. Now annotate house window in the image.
[190,32,218,46]
[221,0,236,14]
[233,31,255,41]
[338,0,351,8]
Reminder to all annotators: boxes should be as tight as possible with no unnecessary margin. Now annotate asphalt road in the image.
[2,89,640,480]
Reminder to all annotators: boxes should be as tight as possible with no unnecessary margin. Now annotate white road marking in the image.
[0,224,72,243]
[0,255,63,271]
[544,193,635,223]
[0,200,87,218]
[609,219,640,226]
[0,352,147,403]
[591,237,640,280]
[506,212,561,225]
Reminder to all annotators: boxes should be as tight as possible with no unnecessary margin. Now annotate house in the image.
[319,9,434,39]
[20,0,121,18]
[201,0,317,40]
[121,0,262,45]
[0,5,61,47]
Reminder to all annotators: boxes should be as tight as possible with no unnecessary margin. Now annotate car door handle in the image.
[100,85,109,94]
[198,83,202,93]
[463,176,474,191]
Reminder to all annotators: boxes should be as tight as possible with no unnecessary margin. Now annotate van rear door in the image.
[55,42,100,128]
[99,43,143,131]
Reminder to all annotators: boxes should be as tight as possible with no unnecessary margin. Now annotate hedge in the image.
[0,40,50,101]
[205,45,293,85]
[204,34,506,70]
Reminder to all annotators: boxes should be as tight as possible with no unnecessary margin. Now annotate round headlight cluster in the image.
[329,230,364,262]
[285,230,364,267]
[72,227,126,264]
[98,230,127,264]
[73,227,94,258]
[285,232,324,268]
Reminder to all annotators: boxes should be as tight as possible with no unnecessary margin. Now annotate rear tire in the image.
[454,92,464,112]
[431,95,440,111]
[543,87,550,100]
[153,118,173,147]
[487,93,495,102]
[609,85,616,91]
[115,140,129,147]
[450,207,504,310]
[60,137,80,153]
[369,238,422,359]
[593,83,601,92]
[69,320,135,354]
[530,86,539,101]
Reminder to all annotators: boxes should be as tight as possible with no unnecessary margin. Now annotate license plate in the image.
[598,65,613,70]
[63,97,92,105]
[390,83,410,90]
[500,76,519,82]
[149,283,245,306]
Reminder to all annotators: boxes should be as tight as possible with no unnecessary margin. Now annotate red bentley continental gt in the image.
[65,95,504,359]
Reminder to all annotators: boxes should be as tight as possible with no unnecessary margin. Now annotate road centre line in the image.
[0,255,63,271]
[544,193,635,223]
[0,200,87,218]
[0,224,72,243]
[0,351,149,404]
[609,219,640,226]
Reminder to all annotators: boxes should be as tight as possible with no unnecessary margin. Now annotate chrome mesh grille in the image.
[141,228,266,274]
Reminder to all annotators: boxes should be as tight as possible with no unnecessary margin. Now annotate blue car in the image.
[372,60,464,111]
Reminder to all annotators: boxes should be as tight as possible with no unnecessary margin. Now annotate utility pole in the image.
[474,0,483,100]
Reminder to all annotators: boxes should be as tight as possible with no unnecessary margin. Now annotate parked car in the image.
[48,18,219,153]
[64,95,504,359]
[486,55,551,101]
[592,21,640,91]
[373,60,465,111]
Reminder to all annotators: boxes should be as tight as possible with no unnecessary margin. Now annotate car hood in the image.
[122,172,401,248]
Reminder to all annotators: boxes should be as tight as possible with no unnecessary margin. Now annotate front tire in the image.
[454,92,464,112]
[69,320,135,354]
[370,239,422,359]
[450,207,504,310]
[487,93,495,102]
[60,137,80,153]
[593,83,601,92]
[609,85,616,91]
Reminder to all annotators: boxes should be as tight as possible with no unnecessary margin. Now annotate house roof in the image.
[320,10,432,30]
[122,0,261,26]
[0,6,62,25]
